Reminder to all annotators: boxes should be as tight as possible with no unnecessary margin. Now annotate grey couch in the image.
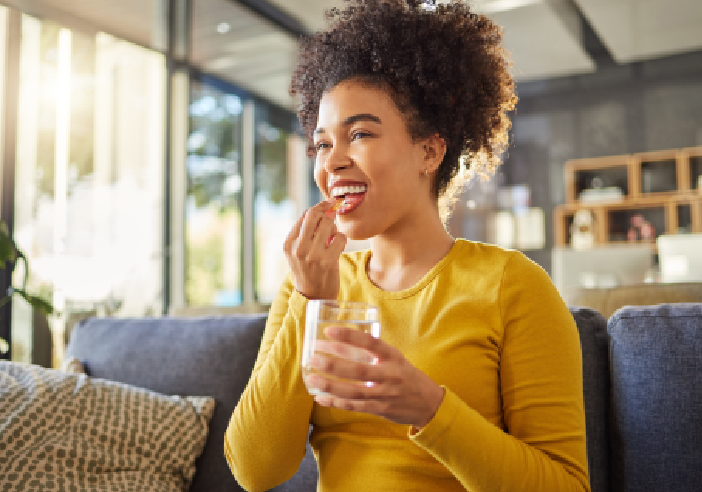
[65,304,702,492]
[574,303,702,492]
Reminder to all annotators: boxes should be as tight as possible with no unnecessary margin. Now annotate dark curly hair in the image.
[289,0,517,221]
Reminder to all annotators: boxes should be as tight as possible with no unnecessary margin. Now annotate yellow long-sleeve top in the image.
[225,239,591,492]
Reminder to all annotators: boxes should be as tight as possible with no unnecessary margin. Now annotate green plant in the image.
[0,220,54,356]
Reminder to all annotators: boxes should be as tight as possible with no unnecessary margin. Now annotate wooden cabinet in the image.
[554,146,702,247]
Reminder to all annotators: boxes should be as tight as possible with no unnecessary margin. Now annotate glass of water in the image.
[302,300,381,396]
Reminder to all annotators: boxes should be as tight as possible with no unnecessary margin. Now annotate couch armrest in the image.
[570,306,609,492]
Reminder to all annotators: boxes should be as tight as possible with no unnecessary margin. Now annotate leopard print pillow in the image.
[0,361,215,491]
[60,356,86,374]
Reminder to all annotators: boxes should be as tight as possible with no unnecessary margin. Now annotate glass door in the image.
[12,15,166,367]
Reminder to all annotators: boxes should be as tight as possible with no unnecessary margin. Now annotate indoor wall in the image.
[500,49,702,273]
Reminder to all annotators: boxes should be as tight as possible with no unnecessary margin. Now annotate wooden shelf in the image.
[555,147,702,247]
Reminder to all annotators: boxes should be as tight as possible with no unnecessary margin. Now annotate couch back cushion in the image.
[608,303,702,492]
[65,315,318,492]
[570,306,610,492]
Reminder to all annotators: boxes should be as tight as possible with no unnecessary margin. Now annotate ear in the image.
[420,134,447,173]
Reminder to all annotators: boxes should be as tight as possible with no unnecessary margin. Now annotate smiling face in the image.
[313,80,436,240]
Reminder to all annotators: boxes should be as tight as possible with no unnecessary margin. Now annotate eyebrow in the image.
[314,113,382,135]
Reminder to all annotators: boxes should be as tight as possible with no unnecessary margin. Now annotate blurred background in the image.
[0,0,701,366]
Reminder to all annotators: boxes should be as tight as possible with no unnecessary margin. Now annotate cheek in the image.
[359,146,404,185]
[313,158,326,193]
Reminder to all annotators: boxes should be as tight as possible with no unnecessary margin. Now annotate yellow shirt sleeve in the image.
[224,273,314,492]
[410,252,591,492]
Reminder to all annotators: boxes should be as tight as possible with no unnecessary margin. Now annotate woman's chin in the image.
[337,223,374,243]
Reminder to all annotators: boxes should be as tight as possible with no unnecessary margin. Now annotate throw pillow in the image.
[60,356,86,374]
[0,361,215,492]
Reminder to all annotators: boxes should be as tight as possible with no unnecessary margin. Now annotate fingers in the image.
[309,355,391,389]
[310,215,337,251]
[285,201,340,259]
[324,326,394,362]
[314,340,376,364]
[284,200,345,300]
[283,210,308,253]
[310,377,398,407]
[313,392,400,420]
[298,203,335,244]
[285,201,331,242]
[306,330,446,428]
[307,330,402,400]
[326,230,347,255]
[307,357,444,427]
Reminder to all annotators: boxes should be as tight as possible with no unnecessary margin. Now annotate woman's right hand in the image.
[283,200,347,300]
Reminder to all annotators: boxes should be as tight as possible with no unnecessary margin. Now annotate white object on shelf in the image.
[515,207,545,250]
[492,207,545,250]
[657,234,702,283]
[578,187,623,203]
[571,209,595,251]
[493,211,515,249]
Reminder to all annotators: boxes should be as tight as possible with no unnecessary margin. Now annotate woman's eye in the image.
[315,142,330,151]
[352,131,371,141]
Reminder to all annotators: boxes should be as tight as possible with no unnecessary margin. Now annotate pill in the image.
[332,197,345,211]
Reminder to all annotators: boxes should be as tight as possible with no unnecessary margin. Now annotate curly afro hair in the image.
[289,0,517,222]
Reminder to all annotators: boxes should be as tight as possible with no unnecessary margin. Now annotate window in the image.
[185,77,243,306]
[254,104,299,303]
[2,0,313,366]
[12,15,165,365]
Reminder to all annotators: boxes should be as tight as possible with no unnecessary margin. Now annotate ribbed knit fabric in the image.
[225,239,590,492]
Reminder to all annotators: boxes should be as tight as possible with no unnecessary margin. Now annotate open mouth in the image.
[331,184,367,214]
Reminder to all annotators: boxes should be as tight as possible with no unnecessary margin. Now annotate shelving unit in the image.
[554,146,702,247]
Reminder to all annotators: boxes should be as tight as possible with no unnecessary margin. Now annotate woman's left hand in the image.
[306,326,446,429]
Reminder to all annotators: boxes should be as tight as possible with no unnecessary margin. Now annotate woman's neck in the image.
[366,212,455,292]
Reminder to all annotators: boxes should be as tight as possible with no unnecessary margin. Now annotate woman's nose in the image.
[323,144,352,173]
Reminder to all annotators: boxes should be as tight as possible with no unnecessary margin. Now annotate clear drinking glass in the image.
[302,300,381,396]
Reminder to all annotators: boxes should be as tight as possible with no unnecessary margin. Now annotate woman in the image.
[226,1,590,491]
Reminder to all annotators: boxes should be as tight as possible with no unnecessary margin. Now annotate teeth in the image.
[331,185,367,197]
